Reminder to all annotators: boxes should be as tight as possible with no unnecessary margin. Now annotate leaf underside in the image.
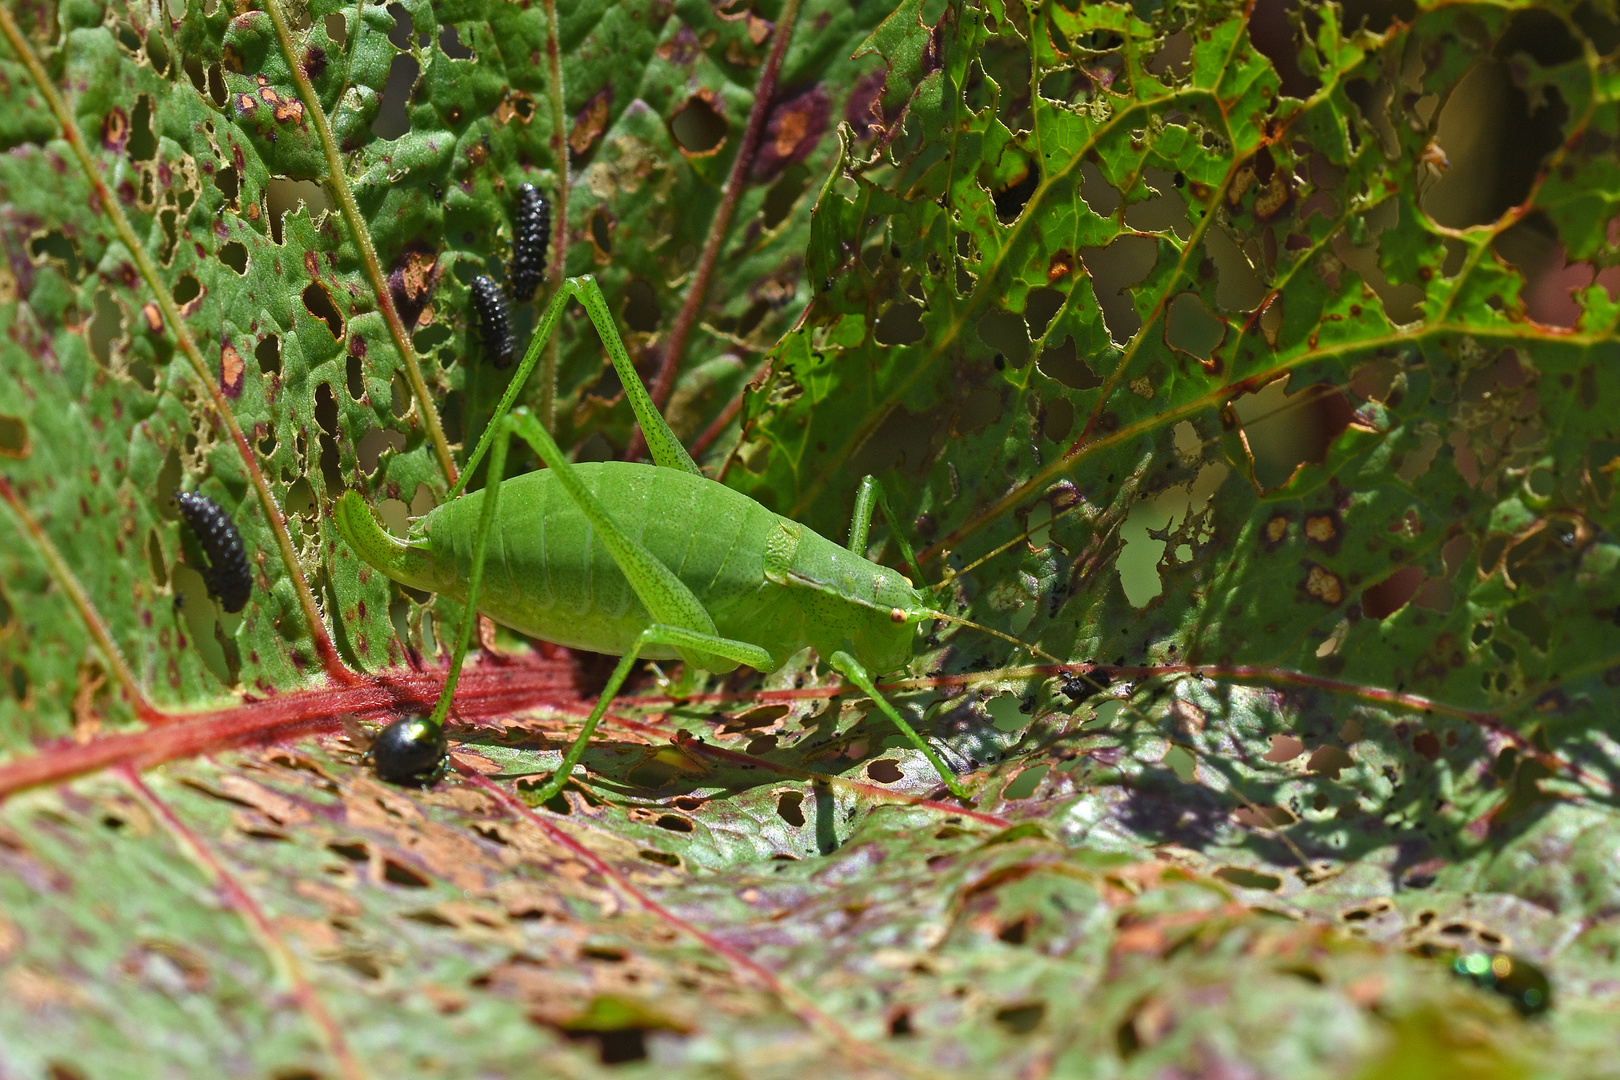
[2,0,1620,1075]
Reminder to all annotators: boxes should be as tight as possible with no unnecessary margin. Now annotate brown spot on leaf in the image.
[656,25,702,66]
[274,98,305,125]
[1303,510,1341,552]
[1263,512,1290,548]
[568,87,613,159]
[388,244,441,327]
[236,93,258,115]
[1303,563,1344,605]
[494,88,535,125]
[303,45,327,80]
[219,342,245,398]
[1048,250,1075,280]
[102,107,129,152]
[1254,171,1289,219]
[752,87,828,181]
[141,302,163,333]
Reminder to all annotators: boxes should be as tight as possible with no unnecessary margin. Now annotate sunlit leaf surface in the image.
[2,0,1619,1074]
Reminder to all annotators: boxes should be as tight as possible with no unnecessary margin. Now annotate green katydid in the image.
[335,274,1047,801]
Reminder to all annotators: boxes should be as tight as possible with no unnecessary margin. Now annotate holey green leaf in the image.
[3,0,1620,1073]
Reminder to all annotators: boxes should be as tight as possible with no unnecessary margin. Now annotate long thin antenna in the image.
[926,610,1062,665]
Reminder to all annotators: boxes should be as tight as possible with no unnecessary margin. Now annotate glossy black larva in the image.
[508,183,550,303]
[470,274,515,368]
[370,716,449,785]
[174,491,252,613]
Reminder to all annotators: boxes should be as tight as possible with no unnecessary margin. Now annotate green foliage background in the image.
[2,0,1619,1075]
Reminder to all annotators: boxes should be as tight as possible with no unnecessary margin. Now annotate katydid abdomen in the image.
[338,462,923,676]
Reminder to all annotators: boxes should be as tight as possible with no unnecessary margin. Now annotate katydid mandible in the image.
[335,275,1029,801]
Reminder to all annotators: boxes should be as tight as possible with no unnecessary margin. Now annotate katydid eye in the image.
[174,491,252,613]
[371,716,448,786]
[891,607,906,623]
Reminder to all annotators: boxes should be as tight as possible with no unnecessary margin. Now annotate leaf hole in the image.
[865,759,903,784]
[127,93,157,161]
[992,161,1040,223]
[776,791,806,827]
[372,54,420,140]
[172,273,202,307]
[218,241,248,275]
[256,334,281,375]
[323,12,348,47]
[612,278,659,334]
[637,849,680,868]
[0,414,26,458]
[1229,376,1355,491]
[653,814,694,833]
[1036,334,1101,391]
[1078,237,1157,343]
[87,289,125,367]
[589,208,614,257]
[888,1009,914,1037]
[439,24,473,59]
[761,164,810,229]
[326,840,369,861]
[383,859,431,887]
[357,428,406,474]
[997,916,1032,944]
[581,945,628,962]
[29,228,80,278]
[302,282,345,339]
[1212,866,1283,890]
[670,95,727,155]
[266,177,331,244]
[1361,565,1424,620]
[993,1002,1045,1034]
[147,528,168,587]
[214,163,238,204]
[1002,764,1048,800]
[976,308,1031,368]
[874,299,925,346]
[314,382,345,494]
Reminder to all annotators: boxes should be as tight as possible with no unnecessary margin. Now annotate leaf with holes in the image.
[3,0,1620,1076]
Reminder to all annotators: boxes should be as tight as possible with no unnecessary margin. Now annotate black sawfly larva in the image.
[509,183,550,303]
[175,491,252,613]
[470,274,514,368]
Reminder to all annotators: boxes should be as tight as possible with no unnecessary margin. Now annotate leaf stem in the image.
[625,0,803,461]
[259,0,458,484]
[0,6,352,684]
[0,478,158,722]
[538,0,568,434]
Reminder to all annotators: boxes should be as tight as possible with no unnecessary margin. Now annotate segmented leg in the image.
[531,623,774,803]
[827,649,970,800]
[847,474,926,584]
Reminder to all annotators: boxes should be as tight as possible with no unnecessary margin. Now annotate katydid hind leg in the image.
[532,623,775,804]
[372,418,514,785]
[827,650,972,800]
[456,275,697,500]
